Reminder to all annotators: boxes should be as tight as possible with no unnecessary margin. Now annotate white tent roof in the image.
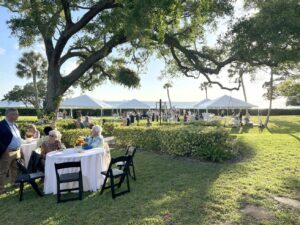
[0,101,31,108]
[197,95,257,109]
[60,95,112,109]
[117,99,150,109]
[194,98,211,108]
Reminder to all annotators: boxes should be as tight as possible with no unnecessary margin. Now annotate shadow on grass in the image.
[289,134,300,142]
[229,125,263,134]
[268,120,300,134]
[0,145,258,225]
[282,176,300,197]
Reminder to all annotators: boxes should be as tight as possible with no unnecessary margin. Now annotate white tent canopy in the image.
[117,99,150,109]
[194,98,211,108]
[197,95,257,109]
[0,101,31,108]
[60,95,112,109]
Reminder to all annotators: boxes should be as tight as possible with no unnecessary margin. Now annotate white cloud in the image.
[0,47,6,55]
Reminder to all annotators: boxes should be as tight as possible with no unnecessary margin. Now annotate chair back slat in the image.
[27,151,42,173]
[127,146,136,157]
[16,158,28,174]
[55,161,81,170]
[107,156,131,174]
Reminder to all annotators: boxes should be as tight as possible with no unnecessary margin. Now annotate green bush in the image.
[102,122,122,136]
[61,129,91,148]
[56,119,77,130]
[113,125,235,162]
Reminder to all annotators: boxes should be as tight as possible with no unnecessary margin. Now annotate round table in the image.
[21,140,38,167]
[44,147,110,194]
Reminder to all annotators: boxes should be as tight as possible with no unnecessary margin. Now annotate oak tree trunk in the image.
[44,66,65,115]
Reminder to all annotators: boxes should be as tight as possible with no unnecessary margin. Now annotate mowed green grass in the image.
[0,116,299,225]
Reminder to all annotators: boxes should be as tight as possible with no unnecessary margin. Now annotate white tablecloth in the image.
[44,147,110,194]
[21,140,38,167]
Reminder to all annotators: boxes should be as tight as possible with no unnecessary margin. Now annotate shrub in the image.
[56,119,77,130]
[113,125,235,162]
[61,129,91,148]
[102,122,122,136]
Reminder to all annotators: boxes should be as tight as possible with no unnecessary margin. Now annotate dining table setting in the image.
[43,146,111,194]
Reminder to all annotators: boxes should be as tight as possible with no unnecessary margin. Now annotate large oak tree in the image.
[1,0,299,118]
[1,0,235,113]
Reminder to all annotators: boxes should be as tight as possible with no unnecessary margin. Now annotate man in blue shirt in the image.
[0,108,22,194]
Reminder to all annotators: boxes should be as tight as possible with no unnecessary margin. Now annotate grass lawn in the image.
[0,116,300,224]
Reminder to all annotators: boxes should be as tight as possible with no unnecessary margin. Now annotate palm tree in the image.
[16,51,47,109]
[163,82,173,109]
[199,82,212,99]
[264,67,274,127]
[239,69,249,114]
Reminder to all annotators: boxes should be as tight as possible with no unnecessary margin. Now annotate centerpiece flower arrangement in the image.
[75,137,86,146]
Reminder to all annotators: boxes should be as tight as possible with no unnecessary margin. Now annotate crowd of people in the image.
[0,108,104,195]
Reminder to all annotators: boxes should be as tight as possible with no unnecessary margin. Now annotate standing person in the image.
[126,114,131,126]
[83,115,90,128]
[184,112,188,123]
[221,110,225,117]
[239,110,243,126]
[0,108,22,194]
[136,111,140,126]
[130,112,135,124]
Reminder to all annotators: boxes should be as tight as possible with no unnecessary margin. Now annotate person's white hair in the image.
[49,130,62,141]
[92,125,102,135]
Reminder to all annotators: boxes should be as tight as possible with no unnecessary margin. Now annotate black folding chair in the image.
[100,156,131,199]
[116,146,137,180]
[54,161,83,203]
[15,151,44,201]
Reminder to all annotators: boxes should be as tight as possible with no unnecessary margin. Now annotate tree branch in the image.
[60,52,87,65]
[60,46,92,65]
[53,0,121,65]
[29,0,54,62]
[61,0,73,27]
[164,34,237,74]
[165,35,241,91]
[62,33,127,89]
[70,4,92,10]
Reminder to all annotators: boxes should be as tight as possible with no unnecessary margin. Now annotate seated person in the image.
[84,125,104,149]
[26,124,40,139]
[37,126,53,148]
[41,130,63,159]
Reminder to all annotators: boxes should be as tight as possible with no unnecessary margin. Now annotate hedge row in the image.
[113,125,235,162]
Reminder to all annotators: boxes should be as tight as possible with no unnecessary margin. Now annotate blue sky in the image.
[0,7,290,108]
